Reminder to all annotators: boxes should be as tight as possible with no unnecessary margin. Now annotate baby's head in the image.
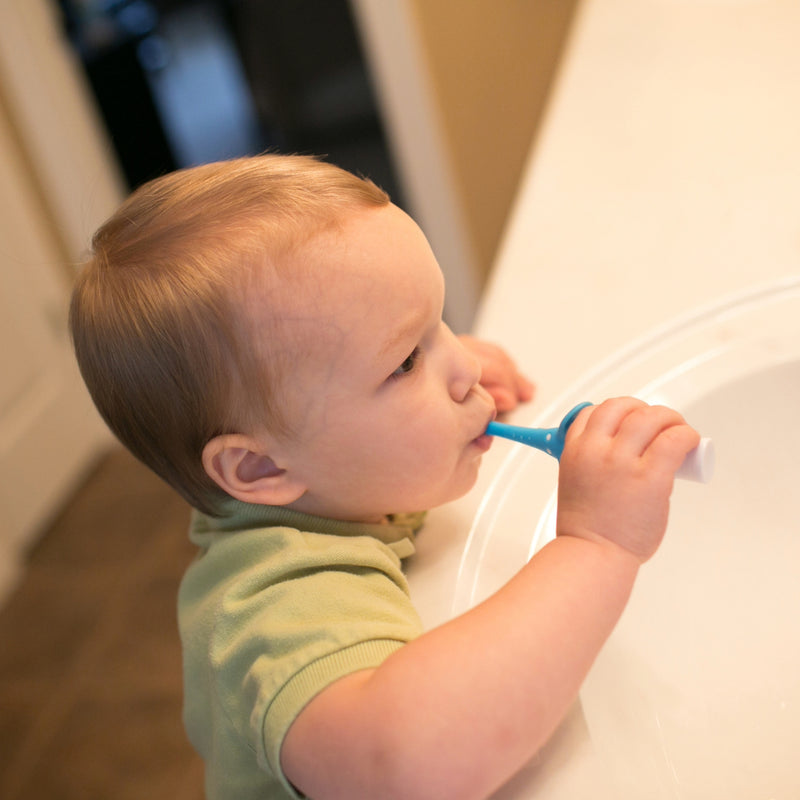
[71,154,494,521]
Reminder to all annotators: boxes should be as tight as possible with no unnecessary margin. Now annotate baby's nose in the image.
[449,343,482,403]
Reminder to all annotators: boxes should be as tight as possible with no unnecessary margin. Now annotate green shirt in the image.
[178,499,425,799]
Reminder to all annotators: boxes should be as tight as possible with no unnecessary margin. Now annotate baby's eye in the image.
[389,347,421,380]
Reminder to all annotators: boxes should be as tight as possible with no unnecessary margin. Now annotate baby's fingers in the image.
[459,335,535,412]
[642,419,701,476]
[564,397,646,449]
[565,398,700,479]
[616,403,693,455]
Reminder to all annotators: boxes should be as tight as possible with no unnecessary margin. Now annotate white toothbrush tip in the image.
[675,438,715,483]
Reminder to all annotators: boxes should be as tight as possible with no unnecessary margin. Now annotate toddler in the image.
[69,154,698,800]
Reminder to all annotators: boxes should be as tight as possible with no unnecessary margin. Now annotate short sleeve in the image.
[179,525,424,798]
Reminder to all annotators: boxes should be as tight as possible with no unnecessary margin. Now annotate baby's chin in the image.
[427,463,486,511]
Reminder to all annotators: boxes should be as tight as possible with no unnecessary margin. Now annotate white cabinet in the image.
[0,0,124,597]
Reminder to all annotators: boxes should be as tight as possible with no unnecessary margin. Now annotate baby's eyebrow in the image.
[379,309,426,359]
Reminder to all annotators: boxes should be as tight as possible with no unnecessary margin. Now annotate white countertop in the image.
[405,4,800,790]
[477,0,800,412]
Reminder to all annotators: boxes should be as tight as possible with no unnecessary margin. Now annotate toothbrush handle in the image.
[487,421,715,483]
[485,421,561,456]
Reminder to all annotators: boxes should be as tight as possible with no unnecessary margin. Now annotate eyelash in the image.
[389,347,422,380]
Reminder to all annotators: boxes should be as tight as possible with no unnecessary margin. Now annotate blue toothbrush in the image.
[486,402,592,460]
[486,402,714,482]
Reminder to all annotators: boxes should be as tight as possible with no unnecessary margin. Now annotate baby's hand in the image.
[556,398,700,562]
[458,335,535,413]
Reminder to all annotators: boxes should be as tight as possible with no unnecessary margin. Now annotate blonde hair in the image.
[70,154,389,514]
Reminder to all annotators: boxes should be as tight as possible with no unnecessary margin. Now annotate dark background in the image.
[57,0,404,205]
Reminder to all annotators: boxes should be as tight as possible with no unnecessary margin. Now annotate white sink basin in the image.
[455,278,800,798]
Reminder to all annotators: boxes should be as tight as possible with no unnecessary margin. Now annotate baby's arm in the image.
[282,398,699,800]
[459,334,535,412]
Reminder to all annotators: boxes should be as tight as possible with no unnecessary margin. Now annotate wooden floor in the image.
[0,447,205,799]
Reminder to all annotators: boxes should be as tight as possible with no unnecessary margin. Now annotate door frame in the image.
[349,0,481,332]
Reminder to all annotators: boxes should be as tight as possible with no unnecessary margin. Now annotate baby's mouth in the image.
[470,410,497,449]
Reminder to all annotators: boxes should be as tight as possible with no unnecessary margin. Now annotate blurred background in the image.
[55,0,404,199]
[0,1,576,797]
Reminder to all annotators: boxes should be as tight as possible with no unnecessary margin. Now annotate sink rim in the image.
[454,275,800,615]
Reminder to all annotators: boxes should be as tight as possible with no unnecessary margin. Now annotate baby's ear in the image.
[202,434,307,506]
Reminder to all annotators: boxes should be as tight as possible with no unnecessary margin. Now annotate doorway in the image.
[55,0,404,204]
